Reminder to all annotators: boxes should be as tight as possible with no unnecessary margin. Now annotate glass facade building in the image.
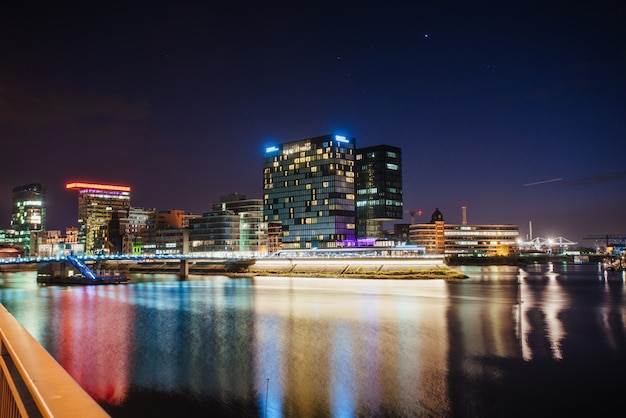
[66,182,131,255]
[188,211,241,253]
[212,194,265,253]
[263,134,356,249]
[355,145,403,239]
[11,183,46,256]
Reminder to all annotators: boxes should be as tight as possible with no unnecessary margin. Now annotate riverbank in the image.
[230,268,468,280]
[245,257,468,280]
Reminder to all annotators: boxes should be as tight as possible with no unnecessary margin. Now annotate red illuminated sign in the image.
[65,182,131,192]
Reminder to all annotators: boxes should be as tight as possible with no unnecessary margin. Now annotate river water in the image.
[0,262,625,417]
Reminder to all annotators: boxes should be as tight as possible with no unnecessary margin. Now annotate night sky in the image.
[1,1,625,245]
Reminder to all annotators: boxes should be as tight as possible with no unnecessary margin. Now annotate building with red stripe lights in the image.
[66,182,131,255]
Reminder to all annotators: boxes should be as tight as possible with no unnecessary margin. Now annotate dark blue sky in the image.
[1,1,625,245]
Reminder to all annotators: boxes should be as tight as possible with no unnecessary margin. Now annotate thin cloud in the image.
[0,74,150,127]
[564,172,626,186]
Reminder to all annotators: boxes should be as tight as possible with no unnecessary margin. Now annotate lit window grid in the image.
[263,136,356,246]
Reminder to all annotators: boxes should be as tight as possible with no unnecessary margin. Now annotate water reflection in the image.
[0,264,625,417]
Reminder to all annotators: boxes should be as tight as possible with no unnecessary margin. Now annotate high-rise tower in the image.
[262,134,356,249]
[66,182,131,255]
[11,183,46,255]
[355,145,403,240]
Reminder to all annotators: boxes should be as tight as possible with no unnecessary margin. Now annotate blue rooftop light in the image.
[335,135,349,143]
[265,146,279,153]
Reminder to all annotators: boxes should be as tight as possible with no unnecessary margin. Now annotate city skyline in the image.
[1,1,625,245]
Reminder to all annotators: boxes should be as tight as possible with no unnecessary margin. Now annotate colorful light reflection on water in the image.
[0,264,625,417]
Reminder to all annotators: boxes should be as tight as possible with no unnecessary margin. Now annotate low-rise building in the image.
[409,208,519,256]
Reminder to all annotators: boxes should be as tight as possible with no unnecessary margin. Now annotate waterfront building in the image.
[148,228,187,255]
[188,211,241,254]
[109,207,155,254]
[263,134,356,249]
[187,194,265,255]
[0,230,21,257]
[30,228,84,258]
[66,182,131,255]
[140,209,197,255]
[409,208,520,256]
[212,194,265,253]
[355,145,403,240]
[10,183,46,256]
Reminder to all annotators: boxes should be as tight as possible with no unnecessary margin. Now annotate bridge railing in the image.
[0,304,110,418]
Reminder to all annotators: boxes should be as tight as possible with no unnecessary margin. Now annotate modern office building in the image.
[188,194,266,255]
[213,194,265,253]
[188,211,241,254]
[262,134,356,249]
[355,145,403,240]
[409,208,520,256]
[10,183,46,255]
[66,182,131,255]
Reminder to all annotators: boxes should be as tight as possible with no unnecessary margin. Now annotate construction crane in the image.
[404,210,423,224]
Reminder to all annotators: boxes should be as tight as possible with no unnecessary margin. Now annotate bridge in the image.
[1,254,256,280]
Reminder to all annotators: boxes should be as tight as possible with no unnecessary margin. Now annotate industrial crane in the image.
[404,210,423,224]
